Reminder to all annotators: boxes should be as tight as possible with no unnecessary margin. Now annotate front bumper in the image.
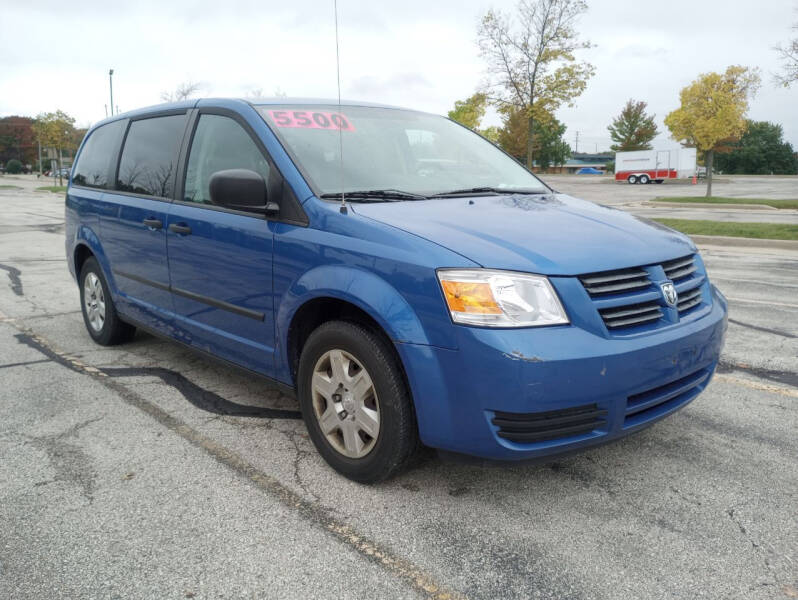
[397,285,728,460]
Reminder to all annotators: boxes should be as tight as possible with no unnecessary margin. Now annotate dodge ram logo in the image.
[661,282,678,306]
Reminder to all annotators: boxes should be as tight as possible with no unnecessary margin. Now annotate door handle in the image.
[168,223,192,235]
[142,218,163,230]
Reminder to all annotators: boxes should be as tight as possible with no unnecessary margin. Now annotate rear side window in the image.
[183,114,270,206]
[72,120,126,189]
[117,114,186,198]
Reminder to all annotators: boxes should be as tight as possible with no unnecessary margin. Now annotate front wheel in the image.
[297,321,420,483]
[79,257,136,345]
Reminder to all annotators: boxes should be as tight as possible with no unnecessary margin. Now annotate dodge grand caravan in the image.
[66,98,727,482]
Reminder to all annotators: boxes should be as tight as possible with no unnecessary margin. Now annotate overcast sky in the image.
[2,0,796,151]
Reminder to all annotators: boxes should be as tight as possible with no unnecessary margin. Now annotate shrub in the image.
[5,159,22,174]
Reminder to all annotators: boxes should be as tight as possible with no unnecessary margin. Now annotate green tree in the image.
[664,66,760,196]
[534,116,571,172]
[32,110,77,186]
[496,105,529,160]
[5,158,23,174]
[478,0,594,170]
[480,125,502,143]
[607,99,659,152]
[495,105,570,170]
[714,121,798,174]
[448,93,488,130]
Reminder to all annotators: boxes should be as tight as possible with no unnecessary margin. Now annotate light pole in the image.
[109,69,114,116]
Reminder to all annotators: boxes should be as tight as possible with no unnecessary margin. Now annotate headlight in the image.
[437,269,569,327]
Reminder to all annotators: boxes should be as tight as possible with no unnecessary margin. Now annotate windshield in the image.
[256,104,549,197]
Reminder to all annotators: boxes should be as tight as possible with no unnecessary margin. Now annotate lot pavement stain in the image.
[718,359,798,389]
[27,417,101,502]
[15,333,301,420]
[0,263,23,296]
[10,328,464,600]
[0,223,65,235]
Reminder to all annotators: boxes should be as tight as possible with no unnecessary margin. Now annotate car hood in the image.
[350,194,696,275]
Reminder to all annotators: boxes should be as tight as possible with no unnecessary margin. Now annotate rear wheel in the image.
[639,174,650,184]
[297,320,420,483]
[79,257,136,345]
[627,175,638,184]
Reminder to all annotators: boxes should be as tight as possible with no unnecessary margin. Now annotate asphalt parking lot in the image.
[542,174,798,224]
[1,175,796,599]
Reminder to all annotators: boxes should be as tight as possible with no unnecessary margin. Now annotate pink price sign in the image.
[268,110,355,131]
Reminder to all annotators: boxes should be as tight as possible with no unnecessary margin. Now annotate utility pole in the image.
[574,131,580,154]
[37,140,42,176]
[109,69,114,116]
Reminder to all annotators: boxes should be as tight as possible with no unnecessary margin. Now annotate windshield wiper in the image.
[320,189,428,202]
[430,186,547,197]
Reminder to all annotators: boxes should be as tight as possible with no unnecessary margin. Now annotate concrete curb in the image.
[647,201,781,211]
[690,234,798,251]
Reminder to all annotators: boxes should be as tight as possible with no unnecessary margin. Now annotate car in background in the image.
[576,167,604,174]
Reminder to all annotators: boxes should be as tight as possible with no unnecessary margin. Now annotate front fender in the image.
[275,264,432,381]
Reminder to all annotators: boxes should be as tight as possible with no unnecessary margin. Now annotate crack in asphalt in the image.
[101,366,302,420]
[9,326,464,600]
[728,318,796,339]
[14,333,302,420]
[0,358,51,369]
[0,263,23,296]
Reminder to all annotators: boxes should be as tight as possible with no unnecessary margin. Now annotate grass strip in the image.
[653,218,798,241]
[655,196,798,209]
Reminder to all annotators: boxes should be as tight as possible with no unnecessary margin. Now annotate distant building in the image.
[531,152,613,174]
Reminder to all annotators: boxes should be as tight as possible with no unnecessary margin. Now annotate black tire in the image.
[639,174,650,184]
[627,175,637,184]
[79,257,136,346]
[297,320,420,483]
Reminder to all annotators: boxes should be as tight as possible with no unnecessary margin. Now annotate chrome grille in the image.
[663,255,696,281]
[677,287,702,313]
[599,301,663,329]
[579,254,705,332]
[579,267,650,296]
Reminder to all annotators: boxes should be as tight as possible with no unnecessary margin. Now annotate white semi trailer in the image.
[614,147,697,184]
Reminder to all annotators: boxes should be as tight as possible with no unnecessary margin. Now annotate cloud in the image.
[0,0,795,148]
[347,73,433,99]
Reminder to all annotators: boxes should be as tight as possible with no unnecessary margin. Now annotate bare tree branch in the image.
[161,81,204,103]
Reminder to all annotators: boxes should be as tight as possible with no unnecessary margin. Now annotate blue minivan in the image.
[66,98,727,482]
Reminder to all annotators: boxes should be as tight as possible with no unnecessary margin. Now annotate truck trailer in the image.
[614,147,697,184]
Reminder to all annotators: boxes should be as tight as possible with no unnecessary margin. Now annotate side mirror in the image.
[208,169,279,214]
